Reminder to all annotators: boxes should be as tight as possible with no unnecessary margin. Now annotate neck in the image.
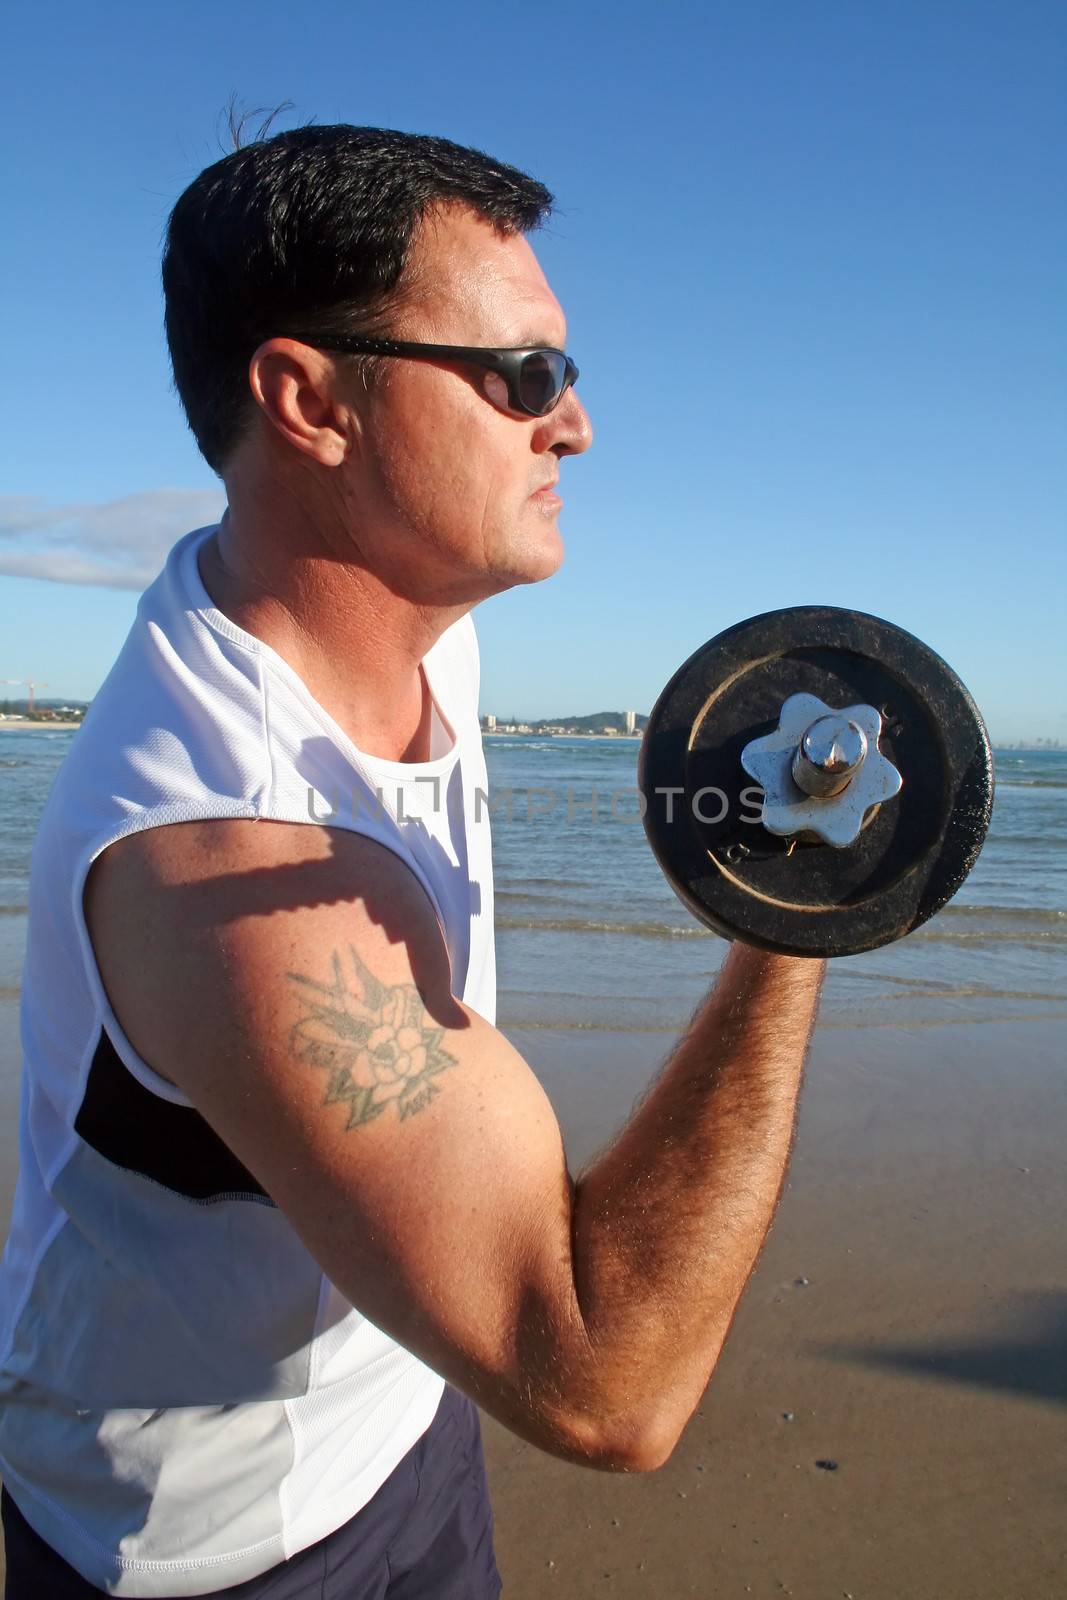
[200,483,468,764]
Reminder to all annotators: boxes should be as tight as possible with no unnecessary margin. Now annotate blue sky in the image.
[2,0,1064,741]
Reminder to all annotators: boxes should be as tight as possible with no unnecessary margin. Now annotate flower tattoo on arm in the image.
[287,947,458,1129]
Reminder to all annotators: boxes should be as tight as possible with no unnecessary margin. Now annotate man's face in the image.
[341,204,592,603]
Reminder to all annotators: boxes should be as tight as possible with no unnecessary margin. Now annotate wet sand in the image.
[488,1019,1067,1599]
[0,1007,1064,1596]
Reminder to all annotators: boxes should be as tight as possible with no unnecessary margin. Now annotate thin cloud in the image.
[0,490,226,590]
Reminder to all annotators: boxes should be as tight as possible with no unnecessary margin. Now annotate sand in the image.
[0,1007,1064,1597]
[0,719,82,731]
[487,1020,1066,1598]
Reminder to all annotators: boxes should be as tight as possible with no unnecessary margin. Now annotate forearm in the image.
[568,943,824,1458]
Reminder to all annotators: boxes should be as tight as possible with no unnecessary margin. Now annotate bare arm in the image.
[570,944,822,1460]
[85,821,821,1474]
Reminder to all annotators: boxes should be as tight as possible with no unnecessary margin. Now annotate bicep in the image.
[85,820,594,1458]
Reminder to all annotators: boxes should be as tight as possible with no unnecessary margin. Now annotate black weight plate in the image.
[638,607,993,958]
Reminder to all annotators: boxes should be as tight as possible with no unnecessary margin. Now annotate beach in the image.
[0,731,1064,1595]
[0,719,82,731]
[484,1019,1066,1599]
[0,1007,1062,1597]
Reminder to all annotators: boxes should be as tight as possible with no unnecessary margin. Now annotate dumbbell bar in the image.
[638,607,993,958]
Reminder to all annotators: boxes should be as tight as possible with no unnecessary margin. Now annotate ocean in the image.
[0,731,1065,1042]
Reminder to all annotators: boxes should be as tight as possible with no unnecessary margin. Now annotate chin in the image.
[476,511,565,593]
[511,517,565,585]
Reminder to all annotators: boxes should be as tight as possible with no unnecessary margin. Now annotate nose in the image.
[535,386,593,458]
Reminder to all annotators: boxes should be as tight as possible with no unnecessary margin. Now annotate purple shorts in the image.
[1,1384,502,1598]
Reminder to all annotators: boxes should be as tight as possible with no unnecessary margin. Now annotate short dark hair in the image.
[162,124,554,473]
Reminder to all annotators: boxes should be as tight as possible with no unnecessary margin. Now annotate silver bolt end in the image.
[792,714,869,798]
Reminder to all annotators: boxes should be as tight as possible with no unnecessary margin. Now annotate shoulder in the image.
[87,816,429,910]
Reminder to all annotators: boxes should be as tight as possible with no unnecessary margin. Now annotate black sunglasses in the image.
[286,333,579,418]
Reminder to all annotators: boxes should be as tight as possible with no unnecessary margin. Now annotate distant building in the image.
[603,726,619,735]
[486,713,497,730]
[624,709,636,735]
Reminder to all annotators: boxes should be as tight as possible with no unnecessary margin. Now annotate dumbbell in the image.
[638,607,993,958]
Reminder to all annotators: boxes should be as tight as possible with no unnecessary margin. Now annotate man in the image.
[0,125,823,1597]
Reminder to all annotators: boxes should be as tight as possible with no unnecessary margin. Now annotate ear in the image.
[247,339,356,466]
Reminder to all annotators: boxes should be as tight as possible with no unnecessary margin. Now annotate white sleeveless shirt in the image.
[0,524,496,1595]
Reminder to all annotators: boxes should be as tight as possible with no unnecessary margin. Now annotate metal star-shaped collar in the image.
[740,693,903,848]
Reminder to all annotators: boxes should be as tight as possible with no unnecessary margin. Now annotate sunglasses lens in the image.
[518,351,568,414]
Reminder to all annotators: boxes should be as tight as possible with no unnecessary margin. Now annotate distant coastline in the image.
[0,712,1060,751]
[0,719,81,732]
[483,730,642,741]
